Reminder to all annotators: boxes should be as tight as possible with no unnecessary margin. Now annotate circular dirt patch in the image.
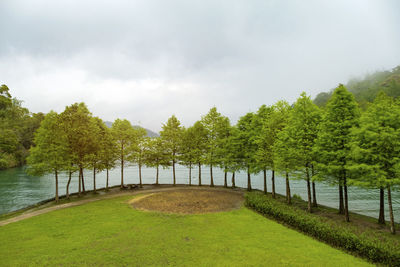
[130,189,244,214]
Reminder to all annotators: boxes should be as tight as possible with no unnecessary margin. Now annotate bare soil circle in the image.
[130,189,244,214]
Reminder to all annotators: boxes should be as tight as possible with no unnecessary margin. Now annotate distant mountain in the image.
[314,65,400,108]
[104,121,159,137]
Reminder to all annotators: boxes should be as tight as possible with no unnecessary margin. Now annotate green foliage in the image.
[292,194,302,200]
[253,105,273,172]
[255,101,291,171]
[26,111,69,176]
[276,92,321,179]
[0,85,43,169]
[314,65,400,107]
[245,192,400,266]
[143,137,168,168]
[186,121,208,167]
[214,117,231,171]
[60,103,96,169]
[100,125,119,171]
[0,84,12,111]
[160,115,183,168]
[129,127,148,165]
[180,126,198,168]
[314,85,360,185]
[111,119,138,166]
[201,107,229,168]
[350,92,400,188]
[235,112,258,173]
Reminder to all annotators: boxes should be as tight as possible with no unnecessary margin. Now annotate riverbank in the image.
[1,166,399,221]
[1,184,398,232]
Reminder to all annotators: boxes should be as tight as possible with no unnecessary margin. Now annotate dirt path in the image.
[0,186,244,226]
[131,189,244,214]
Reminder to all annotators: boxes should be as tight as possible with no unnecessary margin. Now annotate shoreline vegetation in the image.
[246,191,400,266]
[24,84,400,236]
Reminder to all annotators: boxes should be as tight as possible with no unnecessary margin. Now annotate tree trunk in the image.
[339,184,344,214]
[156,165,159,185]
[224,171,227,188]
[286,171,291,204]
[81,170,86,193]
[312,182,317,207]
[172,160,176,186]
[344,176,350,222]
[378,187,385,224]
[210,164,214,187]
[311,165,317,207]
[231,172,235,188]
[247,168,252,191]
[66,171,72,199]
[78,167,82,197]
[189,163,192,186]
[139,162,142,188]
[263,169,267,194]
[198,163,202,186]
[387,186,396,234]
[93,166,96,193]
[306,167,312,213]
[106,168,109,190]
[55,170,59,203]
[121,146,124,189]
[271,170,276,198]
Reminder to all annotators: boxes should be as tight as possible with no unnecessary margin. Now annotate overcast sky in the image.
[1,0,399,131]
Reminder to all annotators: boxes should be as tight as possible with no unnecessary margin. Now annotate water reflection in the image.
[0,166,398,222]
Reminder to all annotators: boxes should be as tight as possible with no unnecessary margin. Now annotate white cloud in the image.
[1,0,399,131]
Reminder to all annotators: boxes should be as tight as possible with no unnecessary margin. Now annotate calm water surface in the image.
[0,166,399,222]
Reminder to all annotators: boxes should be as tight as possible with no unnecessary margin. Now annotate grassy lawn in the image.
[0,194,371,266]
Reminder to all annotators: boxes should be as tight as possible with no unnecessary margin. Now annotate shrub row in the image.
[245,192,400,266]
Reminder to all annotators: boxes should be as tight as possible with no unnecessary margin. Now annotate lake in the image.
[0,165,399,222]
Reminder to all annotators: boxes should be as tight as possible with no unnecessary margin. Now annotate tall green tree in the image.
[160,115,183,185]
[101,126,118,190]
[281,93,321,212]
[60,103,95,196]
[189,121,208,186]
[214,117,231,187]
[236,112,258,191]
[27,111,69,203]
[314,84,359,222]
[131,128,148,187]
[257,101,291,197]
[253,105,273,193]
[350,92,400,233]
[144,137,167,185]
[274,128,297,204]
[0,84,39,169]
[225,126,242,188]
[87,117,108,193]
[111,119,137,188]
[180,126,196,185]
[201,107,227,187]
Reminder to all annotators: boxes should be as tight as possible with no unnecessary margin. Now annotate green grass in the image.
[0,195,372,266]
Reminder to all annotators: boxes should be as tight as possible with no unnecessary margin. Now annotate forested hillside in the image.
[314,65,400,108]
[104,121,159,137]
[0,85,44,169]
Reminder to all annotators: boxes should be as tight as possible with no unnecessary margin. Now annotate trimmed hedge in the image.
[245,192,400,266]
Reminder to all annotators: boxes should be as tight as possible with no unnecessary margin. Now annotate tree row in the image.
[27,85,400,234]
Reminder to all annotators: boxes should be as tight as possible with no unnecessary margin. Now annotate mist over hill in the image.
[314,65,400,108]
[104,121,159,137]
